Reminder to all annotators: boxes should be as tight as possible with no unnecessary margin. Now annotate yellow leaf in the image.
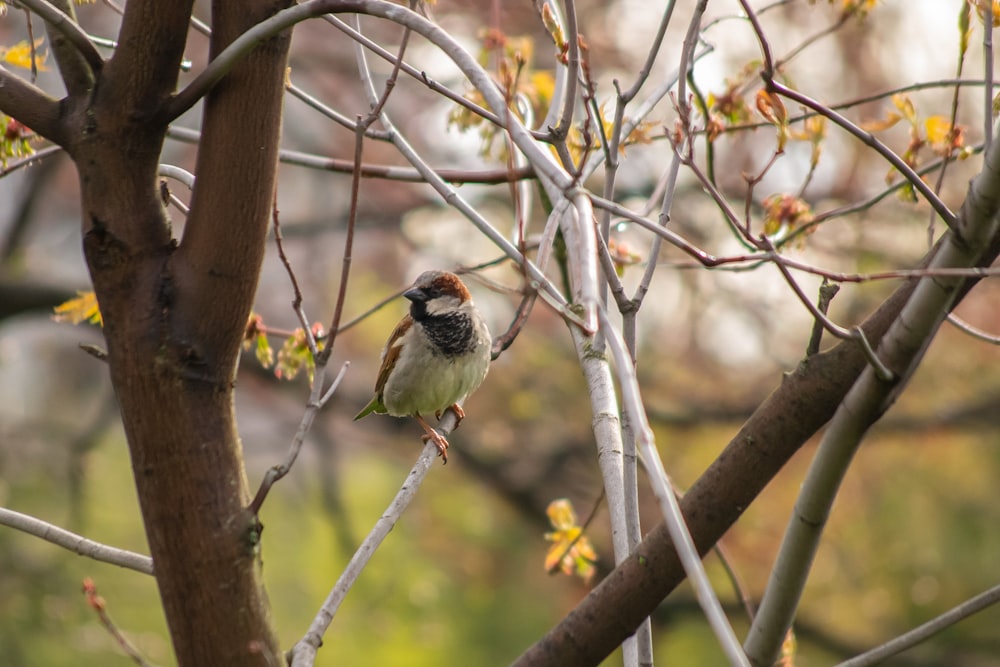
[891,94,917,124]
[974,0,1000,27]
[755,89,787,126]
[1,39,49,71]
[762,194,814,238]
[543,499,598,582]
[546,498,577,530]
[541,3,566,49]
[52,291,103,326]
[924,116,951,145]
[530,71,555,108]
[860,112,902,133]
[777,628,798,667]
[806,115,827,140]
[842,0,878,17]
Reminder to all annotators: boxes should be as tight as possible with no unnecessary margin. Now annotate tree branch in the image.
[598,307,749,666]
[512,214,1000,664]
[166,125,536,183]
[18,0,103,78]
[170,1,573,186]
[0,65,65,145]
[288,441,445,666]
[101,0,196,125]
[0,507,153,575]
[838,582,1000,667]
[172,0,293,371]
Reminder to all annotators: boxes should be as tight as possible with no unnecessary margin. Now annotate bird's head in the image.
[404,270,473,318]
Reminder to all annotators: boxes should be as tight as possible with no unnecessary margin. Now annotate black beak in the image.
[403,286,428,302]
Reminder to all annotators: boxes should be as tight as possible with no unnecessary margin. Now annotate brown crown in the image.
[414,270,472,301]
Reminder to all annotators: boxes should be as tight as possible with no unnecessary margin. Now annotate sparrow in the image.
[354,270,491,463]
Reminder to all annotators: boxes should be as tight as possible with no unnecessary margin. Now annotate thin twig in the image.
[0,507,153,575]
[288,441,443,666]
[0,144,63,178]
[946,312,1000,345]
[272,196,318,356]
[247,200,352,515]
[320,14,525,137]
[549,0,579,140]
[490,289,538,359]
[17,0,104,72]
[738,0,957,232]
[985,3,994,151]
[837,582,1000,667]
[82,578,158,667]
[247,362,349,515]
[770,79,958,232]
[783,144,986,247]
[597,307,750,667]
[166,124,535,184]
[806,280,840,356]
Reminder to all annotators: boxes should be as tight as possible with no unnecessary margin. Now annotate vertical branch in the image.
[19,0,101,94]
[568,324,631,565]
[599,307,750,667]
[173,0,292,366]
[743,122,1000,667]
[81,2,293,665]
[549,0,580,140]
[985,3,994,150]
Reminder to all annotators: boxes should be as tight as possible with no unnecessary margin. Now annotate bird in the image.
[354,270,492,463]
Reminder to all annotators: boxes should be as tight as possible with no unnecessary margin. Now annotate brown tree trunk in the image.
[513,227,1000,665]
[68,2,292,664]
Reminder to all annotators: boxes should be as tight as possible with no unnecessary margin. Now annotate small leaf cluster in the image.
[543,498,598,583]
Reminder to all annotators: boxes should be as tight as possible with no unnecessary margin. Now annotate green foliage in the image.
[1,113,35,168]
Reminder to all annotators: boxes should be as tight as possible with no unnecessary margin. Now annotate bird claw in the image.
[415,413,449,464]
[435,403,466,429]
[420,432,449,464]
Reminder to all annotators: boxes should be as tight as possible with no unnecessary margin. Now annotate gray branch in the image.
[0,507,153,575]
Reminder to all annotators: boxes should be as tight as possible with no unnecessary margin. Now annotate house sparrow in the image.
[354,270,491,463]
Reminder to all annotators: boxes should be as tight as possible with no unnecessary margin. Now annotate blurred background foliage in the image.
[2,0,1000,665]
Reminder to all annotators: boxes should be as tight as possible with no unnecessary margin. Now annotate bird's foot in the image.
[415,414,449,464]
[435,403,466,429]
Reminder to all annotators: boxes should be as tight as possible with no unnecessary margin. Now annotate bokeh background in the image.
[2,1,1000,665]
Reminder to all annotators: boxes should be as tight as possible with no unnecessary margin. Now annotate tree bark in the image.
[512,230,1000,666]
[61,2,291,664]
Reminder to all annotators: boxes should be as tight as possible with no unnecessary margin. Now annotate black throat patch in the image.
[411,304,477,357]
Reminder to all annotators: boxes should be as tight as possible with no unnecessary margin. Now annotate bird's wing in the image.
[355,314,413,419]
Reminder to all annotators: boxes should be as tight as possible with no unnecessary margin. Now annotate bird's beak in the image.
[403,286,427,302]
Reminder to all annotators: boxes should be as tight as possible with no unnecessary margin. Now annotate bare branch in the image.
[321,14,513,135]
[598,307,750,667]
[248,362,350,515]
[166,125,536,183]
[0,66,65,144]
[0,507,153,575]
[288,440,446,666]
[736,0,957,232]
[837,582,1000,667]
[82,578,158,667]
[18,0,103,76]
[549,0,579,140]
[744,121,1000,666]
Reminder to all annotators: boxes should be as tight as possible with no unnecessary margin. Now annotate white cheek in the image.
[423,295,463,316]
